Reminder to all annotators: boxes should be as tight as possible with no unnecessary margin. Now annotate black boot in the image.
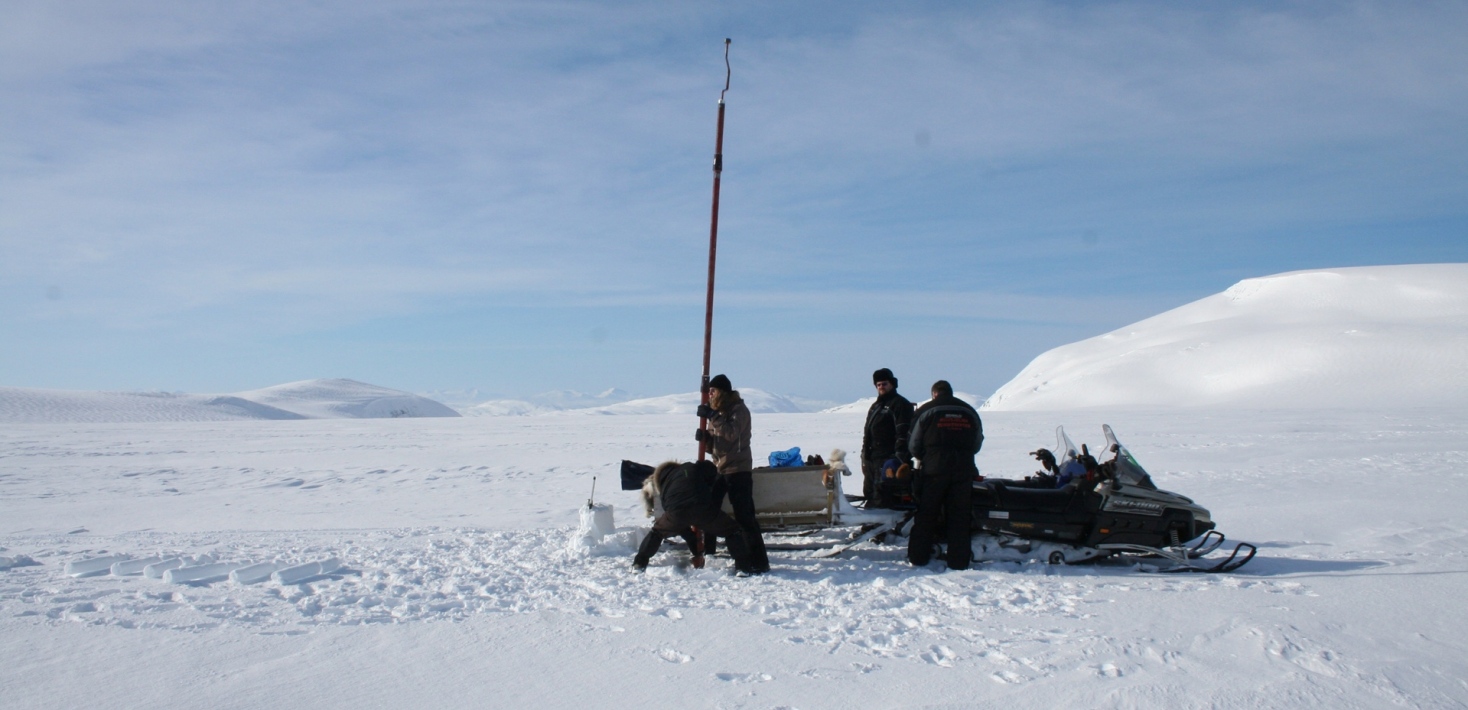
[724,532,758,575]
[634,531,665,570]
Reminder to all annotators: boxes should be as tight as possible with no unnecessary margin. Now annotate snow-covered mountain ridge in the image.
[984,264,1468,410]
[0,379,458,423]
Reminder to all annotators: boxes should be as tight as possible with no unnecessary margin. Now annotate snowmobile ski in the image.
[809,515,911,559]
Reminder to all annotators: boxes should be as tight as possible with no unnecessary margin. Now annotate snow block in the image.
[163,562,237,584]
[65,554,131,578]
[143,558,184,579]
[229,562,279,585]
[271,558,342,585]
[565,504,624,557]
[111,556,164,576]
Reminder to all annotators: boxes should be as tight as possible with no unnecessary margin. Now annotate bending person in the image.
[635,460,755,575]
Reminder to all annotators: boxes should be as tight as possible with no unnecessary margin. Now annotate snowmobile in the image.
[964,424,1255,572]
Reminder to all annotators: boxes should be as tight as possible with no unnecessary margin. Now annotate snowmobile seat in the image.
[977,480,1086,515]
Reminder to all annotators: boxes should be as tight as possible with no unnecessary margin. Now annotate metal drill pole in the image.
[698,39,731,462]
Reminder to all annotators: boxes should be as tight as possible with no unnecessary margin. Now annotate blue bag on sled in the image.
[768,447,803,468]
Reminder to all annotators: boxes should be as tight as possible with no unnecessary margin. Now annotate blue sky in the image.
[3,0,1466,403]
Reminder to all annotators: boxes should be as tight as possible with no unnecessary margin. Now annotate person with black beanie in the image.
[694,374,770,573]
[861,368,914,508]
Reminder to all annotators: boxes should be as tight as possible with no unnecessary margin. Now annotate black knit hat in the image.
[873,368,896,386]
[707,374,732,392]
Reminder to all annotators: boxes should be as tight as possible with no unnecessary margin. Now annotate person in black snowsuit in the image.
[634,459,756,575]
[906,380,983,571]
[861,368,914,508]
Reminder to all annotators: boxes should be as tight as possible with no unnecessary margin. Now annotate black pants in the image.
[705,470,770,572]
[907,467,974,570]
[636,508,753,572]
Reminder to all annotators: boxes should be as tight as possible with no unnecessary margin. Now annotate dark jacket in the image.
[908,395,983,472]
[863,391,914,463]
[654,460,720,514]
[706,390,753,475]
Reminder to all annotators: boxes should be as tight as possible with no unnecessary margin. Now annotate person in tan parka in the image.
[695,374,769,573]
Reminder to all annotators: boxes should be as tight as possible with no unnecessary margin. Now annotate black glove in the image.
[1030,448,1057,473]
[694,428,708,442]
[696,404,718,420]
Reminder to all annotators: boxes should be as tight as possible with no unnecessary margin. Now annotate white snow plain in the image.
[4,263,1468,708]
[985,264,1468,411]
[3,407,1467,708]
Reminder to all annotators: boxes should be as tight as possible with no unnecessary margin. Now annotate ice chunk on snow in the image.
[0,555,37,570]
[271,558,343,585]
[229,562,278,585]
[111,557,164,576]
[65,554,130,578]
[163,562,237,584]
[143,558,184,579]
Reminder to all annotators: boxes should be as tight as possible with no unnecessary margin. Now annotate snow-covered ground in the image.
[986,264,1468,410]
[3,407,1466,708]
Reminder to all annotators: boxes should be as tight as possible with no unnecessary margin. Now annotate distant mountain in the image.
[233,379,460,419]
[983,264,1468,410]
[0,378,459,423]
[822,392,984,414]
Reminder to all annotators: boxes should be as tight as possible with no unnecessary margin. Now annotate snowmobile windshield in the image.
[1052,427,1088,486]
[1102,425,1157,490]
[1056,426,1080,462]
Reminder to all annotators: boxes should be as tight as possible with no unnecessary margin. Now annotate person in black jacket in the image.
[634,460,756,575]
[906,380,983,571]
[861,368,914,508]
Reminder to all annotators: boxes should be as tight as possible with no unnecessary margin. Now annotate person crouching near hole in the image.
[907,380,984,571]
[634,460,757,575]
[694,374,771,573]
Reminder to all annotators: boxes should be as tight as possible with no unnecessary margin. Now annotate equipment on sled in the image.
[621,449,908,558]
[968,425,1255,573]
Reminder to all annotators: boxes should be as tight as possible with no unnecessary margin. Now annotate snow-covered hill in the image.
[0,379,459,422]
[460,388,635,417]
[823,392,984,414]
[464,388,819,416]
[233,379,460,419]
[569,388,807,415]
[984,264,1468,410]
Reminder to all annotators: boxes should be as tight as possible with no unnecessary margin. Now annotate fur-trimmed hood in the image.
[641,461,680,517]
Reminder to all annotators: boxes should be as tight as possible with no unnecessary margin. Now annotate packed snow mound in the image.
[984,264,1468,410]
[0,379,458,423]
[233,379,460,419]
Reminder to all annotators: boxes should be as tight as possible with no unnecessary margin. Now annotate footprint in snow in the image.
[657,648,692,664]
[714,672,772,683]
[921,645,957,668]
